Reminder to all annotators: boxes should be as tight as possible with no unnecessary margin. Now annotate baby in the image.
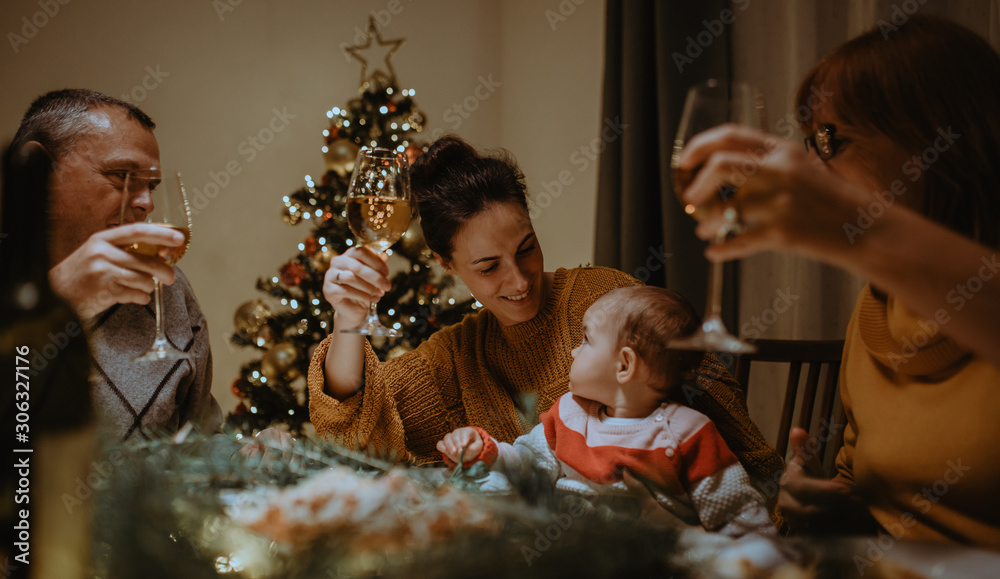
[437,286,774,536]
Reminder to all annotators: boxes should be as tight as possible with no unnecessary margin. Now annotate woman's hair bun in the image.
[409,135,476,182]
[408,134,529,260]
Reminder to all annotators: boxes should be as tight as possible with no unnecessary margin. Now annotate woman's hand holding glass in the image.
[675,123,874,266]
[322,246,392,329]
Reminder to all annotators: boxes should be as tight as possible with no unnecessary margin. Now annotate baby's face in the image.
[568,303,621,405]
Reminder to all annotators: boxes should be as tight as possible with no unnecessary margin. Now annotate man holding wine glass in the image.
[11,89,220,439]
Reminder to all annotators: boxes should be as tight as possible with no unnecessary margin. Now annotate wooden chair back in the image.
[735,339,847,472]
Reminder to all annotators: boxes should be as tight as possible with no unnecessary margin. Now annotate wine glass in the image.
[121,168,193,361]
[341,147,413,336]
[670,79,765,354]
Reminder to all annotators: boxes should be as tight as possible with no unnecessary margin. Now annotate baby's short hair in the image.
[591,286,703,394]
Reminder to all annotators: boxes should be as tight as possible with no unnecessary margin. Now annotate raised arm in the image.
[320,246,392,399]
[308,319,463,463]
[678,125,1000,368]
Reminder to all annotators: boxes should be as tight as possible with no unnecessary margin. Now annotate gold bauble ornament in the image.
[323,138,360,176]
[397,216,427,254]
[234,299,272,336]
[313,248,336,272]
[260,342,300,380]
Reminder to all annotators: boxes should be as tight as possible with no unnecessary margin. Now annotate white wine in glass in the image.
[670,79,764,354]
[342,147,413,336]
[121,168,193,362]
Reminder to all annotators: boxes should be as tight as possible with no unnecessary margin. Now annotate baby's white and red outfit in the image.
[447,392,774,536]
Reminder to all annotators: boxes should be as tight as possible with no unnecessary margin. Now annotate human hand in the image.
[778,427,860,533]
[49,223,184,319]
[436,427,484,467]
[322,246,391,329]
[676,124,873,266]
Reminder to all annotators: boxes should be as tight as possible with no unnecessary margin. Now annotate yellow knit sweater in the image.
[836,286,1000,548]
[308,267,783,519]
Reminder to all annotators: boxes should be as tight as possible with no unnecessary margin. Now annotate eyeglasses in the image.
[804,123,841,161]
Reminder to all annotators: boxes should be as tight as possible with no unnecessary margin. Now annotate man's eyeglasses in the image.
[804,123,841,161]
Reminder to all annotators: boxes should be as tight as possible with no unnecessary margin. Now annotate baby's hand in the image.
[436,427,484,466]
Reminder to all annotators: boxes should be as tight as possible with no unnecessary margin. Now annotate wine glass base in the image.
[341,324,399,337]
[669,332,757,354]
[134,348,193,362]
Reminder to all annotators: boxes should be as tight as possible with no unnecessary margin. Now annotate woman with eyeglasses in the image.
[677,16,1000,547]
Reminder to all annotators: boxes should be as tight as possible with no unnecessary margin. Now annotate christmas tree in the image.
[226,18,477,436]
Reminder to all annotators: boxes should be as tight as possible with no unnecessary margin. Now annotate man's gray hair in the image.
[11,89,155,160]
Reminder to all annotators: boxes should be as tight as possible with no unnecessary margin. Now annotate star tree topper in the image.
[344,16,405,92]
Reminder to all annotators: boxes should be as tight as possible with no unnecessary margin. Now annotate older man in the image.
[11,89,220,439]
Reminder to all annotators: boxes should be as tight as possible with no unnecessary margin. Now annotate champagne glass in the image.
[121,168,193,361]
[341,147,413,336]
[670,79,764,354]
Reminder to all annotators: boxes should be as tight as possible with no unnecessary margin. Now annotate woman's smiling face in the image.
[441,201,545,326]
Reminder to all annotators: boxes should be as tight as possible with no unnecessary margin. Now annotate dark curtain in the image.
[595,0,738,328]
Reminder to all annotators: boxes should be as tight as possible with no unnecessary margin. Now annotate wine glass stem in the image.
[703,229,729,322]
[365,301,380,326]
[151,277,168,346]
[364,249,386,327]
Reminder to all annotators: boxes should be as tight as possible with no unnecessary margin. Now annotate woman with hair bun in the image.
[308,135,784,524]
[677,16,1000,546]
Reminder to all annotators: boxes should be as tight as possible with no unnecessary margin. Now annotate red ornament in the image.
[280,261,307,287]
[231,378,243,397]
[427,314,439,328]
[235,402,248,415]
[422,283,439,295]
[303,235,319,255]
[387,102,397,113]
[322,211,333,221]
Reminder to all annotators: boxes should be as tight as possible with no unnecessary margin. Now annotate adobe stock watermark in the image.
[528,116,628,219]
[521,496,588,567]
[740,287,800,341]
[678,285,801,405]
[60,449,128,514]
[632,245,673,284]
[425,74,501,136]
[884,252,997,371]
[876,0,929,39]
[7,0,71,54]
[671,0,751,73]
[188,106,297,215]
[544,0,587,31]
[213,0,245,22]
[120,65,169,104]
[773,83,834,139]
[853,458,970,575]
[843,126,961,244]
[753,418,845,501]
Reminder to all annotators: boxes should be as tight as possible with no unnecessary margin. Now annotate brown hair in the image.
[796,15,1000,247]
[592,286,703,396]
[408,135,528,261]
[11,89,156,161]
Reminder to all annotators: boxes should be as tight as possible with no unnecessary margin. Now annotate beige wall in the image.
[0,0,606,415]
